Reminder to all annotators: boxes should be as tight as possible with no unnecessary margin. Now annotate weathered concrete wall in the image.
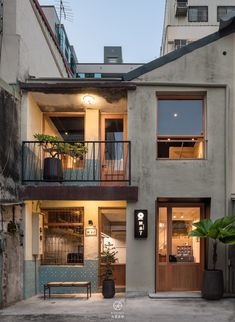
[126,33,235,293]
[0,86,20,202]
[0,206,23,307]
[0,84,23,307]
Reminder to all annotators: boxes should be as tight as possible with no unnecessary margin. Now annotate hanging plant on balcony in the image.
[34,134,87,182]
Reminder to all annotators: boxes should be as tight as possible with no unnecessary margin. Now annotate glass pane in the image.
[158,207,167,262]
[157,138,204,159]
[171,207,200,263]
[50,117,84,141]
[105,119,124,161]
[158,100,203,136]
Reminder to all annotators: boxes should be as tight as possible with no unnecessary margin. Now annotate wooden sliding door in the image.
[156,204,205,291]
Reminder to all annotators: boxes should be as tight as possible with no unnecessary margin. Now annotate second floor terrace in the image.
[20,79,136,190]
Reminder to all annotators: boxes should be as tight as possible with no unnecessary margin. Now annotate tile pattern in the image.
[39,260,99,294]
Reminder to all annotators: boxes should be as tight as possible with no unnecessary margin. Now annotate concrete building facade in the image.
[18,16,235,298]
[161,0,235,55]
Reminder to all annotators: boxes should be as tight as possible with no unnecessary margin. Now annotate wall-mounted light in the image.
[88,220,93,226]
[173,113,178,118]
[83,95,95,105]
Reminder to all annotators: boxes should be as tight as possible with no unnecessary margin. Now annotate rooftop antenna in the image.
[55,0,73,25]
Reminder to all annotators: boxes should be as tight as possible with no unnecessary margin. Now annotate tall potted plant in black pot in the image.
[34,134,87,182]
[189,216,235,300]
[100,241,118,298]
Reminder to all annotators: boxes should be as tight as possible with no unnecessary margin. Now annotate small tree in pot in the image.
[34,134,87,181]
[100,241,118,298]
[189,216,235,300]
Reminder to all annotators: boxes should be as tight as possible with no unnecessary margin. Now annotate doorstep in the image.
[149,291,202,299]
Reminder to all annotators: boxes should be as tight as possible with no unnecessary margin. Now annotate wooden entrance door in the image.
[156,204,205,291]
[100,115,127,185]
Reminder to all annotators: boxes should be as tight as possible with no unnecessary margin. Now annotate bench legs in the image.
[44,283,91,300]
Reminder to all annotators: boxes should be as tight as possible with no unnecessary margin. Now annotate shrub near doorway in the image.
[100,242,118,298]
[189,216,235,300]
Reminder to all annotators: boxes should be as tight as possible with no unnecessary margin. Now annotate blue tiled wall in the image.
[23,260,40,299]
[39,260,98,294]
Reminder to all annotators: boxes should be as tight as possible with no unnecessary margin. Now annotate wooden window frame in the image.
[156,95,207,160]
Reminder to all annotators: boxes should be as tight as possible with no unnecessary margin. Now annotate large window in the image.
[157,97,205,159]
[188,6,208,22]
[217,6,235,22]
[42,208,84,265]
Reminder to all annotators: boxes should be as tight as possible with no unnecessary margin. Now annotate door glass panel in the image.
[158,207,167,263]
[105,119,124,170]
[171,207,200,263]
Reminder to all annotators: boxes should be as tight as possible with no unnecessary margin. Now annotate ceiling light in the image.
[174,113,178,118]
[83,95,95,105]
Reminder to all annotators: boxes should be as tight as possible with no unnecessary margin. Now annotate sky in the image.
[39,0,165,63]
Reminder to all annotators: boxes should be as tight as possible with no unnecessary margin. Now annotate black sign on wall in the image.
[134,210,148,239]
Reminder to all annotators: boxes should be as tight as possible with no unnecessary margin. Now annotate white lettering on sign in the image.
[137,212,145,236]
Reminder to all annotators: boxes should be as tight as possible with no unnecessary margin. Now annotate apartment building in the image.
[161,0,235,55]
[77,47,142,79]
[18,14,235,297]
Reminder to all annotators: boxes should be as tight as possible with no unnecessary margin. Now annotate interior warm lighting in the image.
[65,132,68,135]
[173,215,176,219]
[180,215,184,219]
[159,223,165,228]
[83,95,95,105]
[192,138,195,141]
[167,138,171,141]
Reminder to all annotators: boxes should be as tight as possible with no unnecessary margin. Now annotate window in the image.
[49,116,85,168]
[217,6,235,22]
[174,39,188,50]
[188,6,208,22]
[157,97,205,159]
[42,208,84,265]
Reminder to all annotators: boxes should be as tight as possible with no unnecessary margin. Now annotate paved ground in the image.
[0,293,235,322]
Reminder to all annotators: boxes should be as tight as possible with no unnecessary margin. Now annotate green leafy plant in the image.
[34,133,87,158]
[189,216,235,270]
[7,220,18,234]
[100,242,118,280]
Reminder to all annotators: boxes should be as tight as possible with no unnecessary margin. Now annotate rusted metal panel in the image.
[19,185,138,201]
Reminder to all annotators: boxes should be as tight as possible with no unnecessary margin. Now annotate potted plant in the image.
[100,241,118,298]
[34,134,87,182]
[189,216,235,300]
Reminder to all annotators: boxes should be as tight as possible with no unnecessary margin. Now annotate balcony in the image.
[175,1,188,17]
[22,141,131,185]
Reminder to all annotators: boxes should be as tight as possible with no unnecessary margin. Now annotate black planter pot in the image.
[43,157,63,182]
[102,279,115,298]
[202,269,224,300]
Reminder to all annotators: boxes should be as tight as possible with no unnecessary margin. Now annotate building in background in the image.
[77,46,142,79]
[41,5,78,76]
[161,0,235,55]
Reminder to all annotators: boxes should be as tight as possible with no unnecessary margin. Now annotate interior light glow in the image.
[83,95,95,105]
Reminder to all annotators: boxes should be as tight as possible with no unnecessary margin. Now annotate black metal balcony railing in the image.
[22,141,131,185]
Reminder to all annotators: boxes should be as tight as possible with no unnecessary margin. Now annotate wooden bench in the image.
[44,282,91,300]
